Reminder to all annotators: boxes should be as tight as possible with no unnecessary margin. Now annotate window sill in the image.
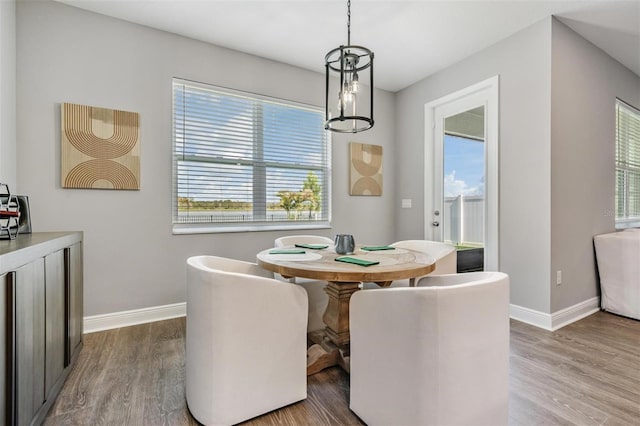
[615,219,640,230]
[173,222,332,235]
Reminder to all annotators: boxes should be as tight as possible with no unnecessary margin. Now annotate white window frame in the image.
[615,98,640,229]
[172,78,332,234]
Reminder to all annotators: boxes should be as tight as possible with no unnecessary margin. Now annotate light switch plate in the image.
[402,199,412,209]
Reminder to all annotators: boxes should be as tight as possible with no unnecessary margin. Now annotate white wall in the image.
[550,18,640,312]
[16,1,396,316]
[395,19,553,313]
[0,0,16,188]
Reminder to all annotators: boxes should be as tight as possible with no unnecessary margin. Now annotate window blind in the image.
[172,79,330,229]
[615,99,640,222]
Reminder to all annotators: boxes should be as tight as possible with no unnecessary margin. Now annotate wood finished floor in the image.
[44,311,640,425]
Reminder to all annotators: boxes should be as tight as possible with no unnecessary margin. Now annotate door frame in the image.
[424,76,499,271]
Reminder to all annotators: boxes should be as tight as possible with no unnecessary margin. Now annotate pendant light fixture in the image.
[325,0,374,133]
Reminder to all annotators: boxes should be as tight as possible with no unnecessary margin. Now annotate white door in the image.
[424,77,499,271]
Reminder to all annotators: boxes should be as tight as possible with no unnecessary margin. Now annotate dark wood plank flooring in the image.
[44,311,640,425]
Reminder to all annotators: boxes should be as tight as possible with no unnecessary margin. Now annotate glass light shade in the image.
[325,45,374,133]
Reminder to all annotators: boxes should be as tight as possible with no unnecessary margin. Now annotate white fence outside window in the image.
[443,195,484,246]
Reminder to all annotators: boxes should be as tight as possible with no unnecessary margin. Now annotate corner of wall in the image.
[549,13,640,313]
[0,0,17,189]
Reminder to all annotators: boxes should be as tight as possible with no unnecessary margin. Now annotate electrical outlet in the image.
[556,270,562,286]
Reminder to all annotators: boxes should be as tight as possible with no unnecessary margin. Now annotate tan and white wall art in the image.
[61,103,140,190]
[349,142,382,196]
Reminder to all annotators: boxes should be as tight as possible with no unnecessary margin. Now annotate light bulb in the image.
[351,92,357,130]
[344,91,353,103]
[351,72,359,93]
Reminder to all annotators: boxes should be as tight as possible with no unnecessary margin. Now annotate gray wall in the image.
[0,0,16,188]
[16,1,396,316]
[12,2,639,319]
[550,18,640,312]
[396,15,640,316]
[395,18,553,313]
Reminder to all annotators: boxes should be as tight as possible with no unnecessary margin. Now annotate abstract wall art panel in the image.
[61,103,140,190]
[349,142,383,196]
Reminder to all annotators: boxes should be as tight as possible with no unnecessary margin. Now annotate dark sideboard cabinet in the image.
[0,232,83,426]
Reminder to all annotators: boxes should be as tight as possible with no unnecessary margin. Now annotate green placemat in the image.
[294,243,329,250]
[268,249,306,254]
[335,256,380,267]
[361,245,395,251]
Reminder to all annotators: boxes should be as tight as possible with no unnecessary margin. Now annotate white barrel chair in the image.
[350,271,510,426]
[594,230,640,319]
[392,239,457,277]
[274,235,334,331]
[274,234,334,249]
[186,255,308,425]
[363,240,457,289]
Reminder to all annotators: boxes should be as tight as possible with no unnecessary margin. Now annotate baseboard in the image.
[84,297,600,334]
[510,304,553,330]
[84,302,186,334]
[550,297,601,330]
[510,296,600,331]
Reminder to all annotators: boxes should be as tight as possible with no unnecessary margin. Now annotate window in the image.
[172,79,331,233]
[615,99,640,227]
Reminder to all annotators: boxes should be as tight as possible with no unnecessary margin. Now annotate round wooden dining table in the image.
[257,245,436,374]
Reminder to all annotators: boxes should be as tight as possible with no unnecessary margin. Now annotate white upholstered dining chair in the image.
[392,239,457,276]
[391,240,458,287]
[363,239,457,289]
[350,271,510,426]
[274,235,334,331]
[594,230,640,320]
[186,255,308,425]
[274,234,334,249]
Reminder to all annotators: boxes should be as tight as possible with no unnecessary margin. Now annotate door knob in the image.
[432,221,440,227]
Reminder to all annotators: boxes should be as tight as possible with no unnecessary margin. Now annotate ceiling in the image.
[54,0,640,92]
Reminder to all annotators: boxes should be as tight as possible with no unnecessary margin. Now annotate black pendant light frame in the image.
[324,0,374,133]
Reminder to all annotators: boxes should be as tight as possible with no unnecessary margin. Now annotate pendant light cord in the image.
[347,0,351,46]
